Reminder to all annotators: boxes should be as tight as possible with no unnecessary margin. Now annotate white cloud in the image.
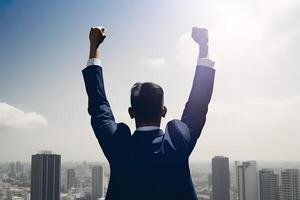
[0,102,47,131]
[144,57,166,68]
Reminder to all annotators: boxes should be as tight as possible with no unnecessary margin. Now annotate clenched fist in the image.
[89,26,107,49]
[191,27,208,46]
[192,27,209,58]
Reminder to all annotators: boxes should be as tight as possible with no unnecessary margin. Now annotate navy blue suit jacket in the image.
[82,64,215,200]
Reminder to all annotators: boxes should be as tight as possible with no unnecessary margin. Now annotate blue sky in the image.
[1,0,300,162]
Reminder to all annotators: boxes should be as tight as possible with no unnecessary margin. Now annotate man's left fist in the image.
[89,26,107,49]
[192,27,208,46]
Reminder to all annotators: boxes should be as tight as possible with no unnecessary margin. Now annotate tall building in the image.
[92,165,104,200]
[235,161,241,191]
[281,169,300,200]
[15,161,25,177]
[8,162,16,177]
[67,169,77,190]
[208,173,212,189]
[31,151,61,200]
[237,161,259,200]
[259,169,280,200]
[211,156,230,200]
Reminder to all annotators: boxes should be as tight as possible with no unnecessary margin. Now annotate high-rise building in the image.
[8,162,16,177]
[30,151,61,200]
[259,169,280,200]
[67,169,77,190]
[281,169,300,200]
[237,161,259,200]
[16,161,25,177]
[211,156,230,200]
[235,161,241,191]
[208,173,212,189]
[92,165,104,200]
[84,192,92,200]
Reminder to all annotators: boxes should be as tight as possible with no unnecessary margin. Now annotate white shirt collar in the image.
[136,126,160,131]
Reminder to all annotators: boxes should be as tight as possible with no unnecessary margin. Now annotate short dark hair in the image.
[130,82,164,121]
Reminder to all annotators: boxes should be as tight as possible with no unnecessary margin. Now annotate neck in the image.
[135,120,161,129]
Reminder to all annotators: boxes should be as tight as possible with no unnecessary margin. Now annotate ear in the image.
[162,106,167,118]
[128,107,135,119]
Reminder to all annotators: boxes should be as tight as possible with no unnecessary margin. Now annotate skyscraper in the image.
[259,169,280,200]
[15,161,26,178]
[235,161,241,191]
[281,169,300,200]
[67,169,77,190]
[237,161,259,200]
[8,162,16,177]
[211,156,230,200]
[31,151,61,200]
[208,173,212,189]
[92,165,104,200]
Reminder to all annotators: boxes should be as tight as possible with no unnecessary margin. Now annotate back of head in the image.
[130,82,164,122]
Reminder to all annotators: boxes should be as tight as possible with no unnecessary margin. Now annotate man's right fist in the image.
[89,26,107,49]
[191,27,208,46]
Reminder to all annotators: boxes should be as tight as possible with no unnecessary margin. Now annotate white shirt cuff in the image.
[197,58,215,68]
[87,58,101,67]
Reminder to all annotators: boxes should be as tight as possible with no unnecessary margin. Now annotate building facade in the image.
[237,161,259,200]
[67,169,77,190]
[92,165,104,200]
[259,169,280,200]
[281,169,300,200]
[31,152,61,200]
[211,156,230,200]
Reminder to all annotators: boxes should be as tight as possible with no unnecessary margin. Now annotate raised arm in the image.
[181,27,216,150]
[82,27,118,157]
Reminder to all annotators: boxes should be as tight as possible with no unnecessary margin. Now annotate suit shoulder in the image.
[114,122,131,138]
[165,119,191,154]
[166,119,189,135]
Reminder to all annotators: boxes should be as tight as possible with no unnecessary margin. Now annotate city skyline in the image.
[1,153,300,199]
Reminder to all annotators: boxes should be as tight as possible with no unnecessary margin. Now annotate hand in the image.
[191,27,208,46]
[89,26,107,59]
[89,26,107,49]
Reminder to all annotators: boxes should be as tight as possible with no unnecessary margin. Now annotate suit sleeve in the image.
[82,65,117,157]
[181,65,215,152]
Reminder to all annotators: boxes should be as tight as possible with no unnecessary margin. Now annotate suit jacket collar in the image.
[132,128,164,138]
[136,126,160,132]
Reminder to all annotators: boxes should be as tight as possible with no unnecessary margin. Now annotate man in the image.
[82,26,215,200]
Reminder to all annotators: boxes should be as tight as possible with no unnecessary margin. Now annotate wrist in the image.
[199,44,208,58]
[89,46,99,59]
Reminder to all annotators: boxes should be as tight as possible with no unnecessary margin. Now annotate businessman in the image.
[82,26,215,200]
